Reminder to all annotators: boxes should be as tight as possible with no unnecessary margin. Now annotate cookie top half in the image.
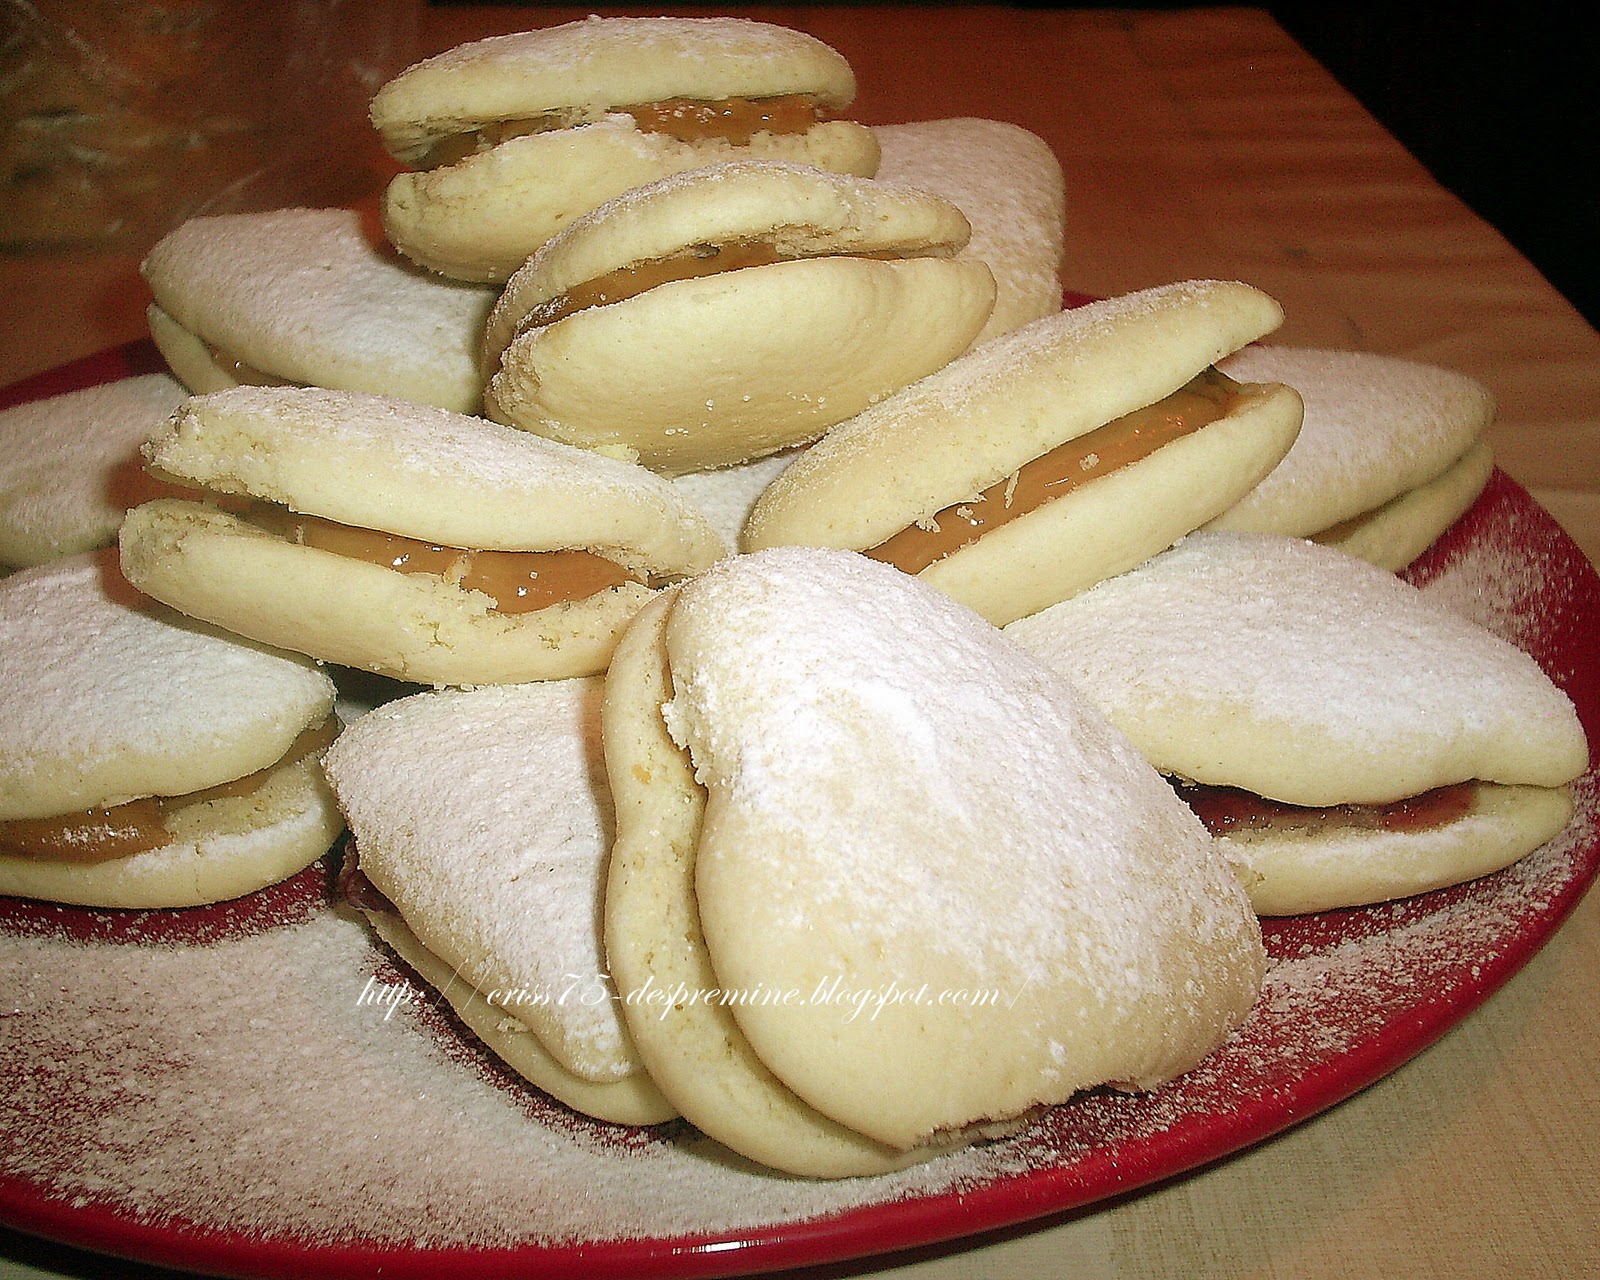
[371,16,860,164]
[141,207,495,413]
[1004,531,1589,806]
[0,554,335,820]
[140,385,724,574]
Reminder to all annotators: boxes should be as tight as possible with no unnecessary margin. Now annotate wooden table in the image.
[3,7,1597,1278]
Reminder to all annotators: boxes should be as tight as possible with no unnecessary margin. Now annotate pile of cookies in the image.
[0,16,1588,1179]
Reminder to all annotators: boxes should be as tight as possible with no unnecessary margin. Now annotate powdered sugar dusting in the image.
[0,909,1021,1247]
[2,475,1597,1266]
[323,679,635,1079]
[1004,529,1587,804]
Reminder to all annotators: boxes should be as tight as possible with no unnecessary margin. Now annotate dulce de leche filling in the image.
[1174,779,1479,837]
[524,240,786,331]
[242,502,639,613]
[420,94,825,169]
[865,368,1243,575]
[0,718,339,864]
[520,241,911,338]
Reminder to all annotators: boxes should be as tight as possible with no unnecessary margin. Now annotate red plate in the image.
[2,343,1597,1279]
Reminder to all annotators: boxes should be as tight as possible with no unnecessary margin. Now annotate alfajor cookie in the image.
[1004,532,1590,915]
[0,553,341,908]
[482,161,996,475]
[324,677,675,1125]
[1206,346,1497,569]
[371,15,881,283]
[743,279,1304,625]
[117,385,724,686]
[873,118,1066,344]
[142,207,496,414]
[0,372,187,569]
[603,547,1265,1176]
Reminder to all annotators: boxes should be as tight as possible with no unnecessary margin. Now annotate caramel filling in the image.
[0,718,339,864]
[1175,779,1479,837]
[243,502,638,613]
[521,242,909,336]
[865,368,1243,575]
[420,94,824,169]
[526,241,787,330]
[204,341,295,388]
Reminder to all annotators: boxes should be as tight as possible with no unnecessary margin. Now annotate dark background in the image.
[1264,5,1595,327]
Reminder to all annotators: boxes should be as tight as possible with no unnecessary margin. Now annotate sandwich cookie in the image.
[1004,532,1590,915]
[873,118,1066,344]
[1206,346,1496,569]
[371,15,881,283]
[0,553,341,907]
[482,161,997,475]
[603,547,1265,1176]
[324,678,675,1125]
[142,207,496,414]
[117,386,724,686]
[0,373,187,569]
[743,279,1304,625]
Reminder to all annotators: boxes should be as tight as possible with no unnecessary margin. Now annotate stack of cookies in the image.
[1,14,1587,1180]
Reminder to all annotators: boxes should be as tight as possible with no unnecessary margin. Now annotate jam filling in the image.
[420,94,825,169]
[865,368,1243,575]
[243,502,639,613]
[336,850,396,915]
[1174,779,1479,837]
[0,718,339,864]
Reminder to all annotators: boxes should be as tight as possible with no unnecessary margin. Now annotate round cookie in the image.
[0,372,187,569]
[372,15,881,282]
[1206,346,1495,564]
[1003,531,1589,913]
[142,207,496,413]
[872,118,1066,344]
[743,279,1304,625]
[118,385,724,686]
[482,161,996,475]
[0,553,341,907]
[604,548,1265,1172]
[324,678,675,1125]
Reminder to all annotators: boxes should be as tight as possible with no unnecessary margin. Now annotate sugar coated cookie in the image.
[372,16,880,281]
[483,161,995,475]
[873,118,1066,343]
[324,678,675,1125]
[0,373,187,569]
[603,547,1264,1175]
[142,207,496,413]
[1004,532,1589,914]
[0,553,341,907]
[1206,346,1495,567]
[118,386,724,685]
[744,279,1303,624]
